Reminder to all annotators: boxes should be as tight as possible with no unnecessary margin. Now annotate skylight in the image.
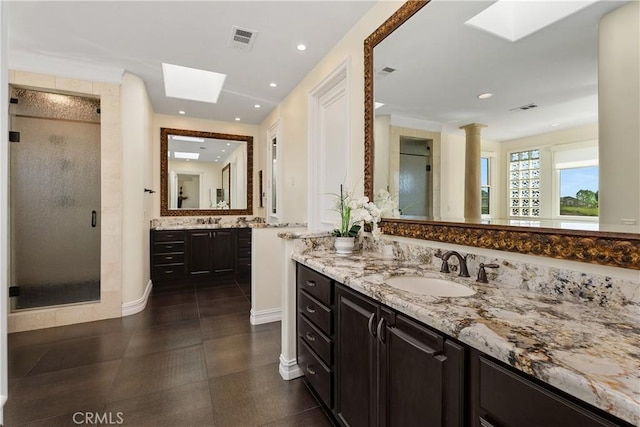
[162,63,226,103]
[465,0,600,42]
[173,152,200,160]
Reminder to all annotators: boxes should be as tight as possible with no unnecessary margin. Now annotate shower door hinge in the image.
[9,131,20,143]
[9,286,20,297]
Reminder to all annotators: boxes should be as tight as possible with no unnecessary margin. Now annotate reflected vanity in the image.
[160,127,253,216]
[363,0,640,269]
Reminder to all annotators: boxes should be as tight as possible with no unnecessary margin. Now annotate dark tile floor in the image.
[5,278,333,427]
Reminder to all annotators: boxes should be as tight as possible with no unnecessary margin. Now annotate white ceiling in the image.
[374,0,630,141]
[168,136,243,163]
[7,1,377,124]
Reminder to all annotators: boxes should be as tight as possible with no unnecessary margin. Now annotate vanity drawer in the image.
[154,242,184,254]
[153,264,185,280]
[298,338,332,409]
[298,314,332,366]
[154,230,185,243]
[298,264,332,306]
[477,355,617,427]
[153,253,184,266]
[299,290,332,335]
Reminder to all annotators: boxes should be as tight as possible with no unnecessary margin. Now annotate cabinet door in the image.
[212,230,235,273]
[335,285,378,427]
[186,230,213,276]
[378,310,446,427]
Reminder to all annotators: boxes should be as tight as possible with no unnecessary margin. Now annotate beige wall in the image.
[152,114,259,217]
[8,71,123,332]
[599,1,640,227]
[258,1,404,223]
[121,73,153,305]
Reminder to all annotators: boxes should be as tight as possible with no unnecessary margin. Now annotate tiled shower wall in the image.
[8,70,122,332]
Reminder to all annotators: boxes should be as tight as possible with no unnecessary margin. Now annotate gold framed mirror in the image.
[364,1,640,269]
[160,127,253,216]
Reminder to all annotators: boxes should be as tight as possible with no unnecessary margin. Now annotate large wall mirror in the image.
[364,1,640,269]
[160,128,253,216]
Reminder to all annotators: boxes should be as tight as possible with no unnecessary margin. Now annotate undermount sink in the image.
[385,275,476,297]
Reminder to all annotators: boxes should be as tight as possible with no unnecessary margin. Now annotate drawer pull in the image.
[165,245,174,249]
[165,256,174,260]
[164,270,174,274]
[479,418,496,427]
[367,313,377,337]
[305,305,316,314]
[306,365,316,376]
[166,234,174,239]
[305,280,316,288]
[305,332,316,342]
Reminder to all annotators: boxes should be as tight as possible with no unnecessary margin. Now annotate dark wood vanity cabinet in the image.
[334,284,465,427]
[297,264,335,410]
[151,230,186,281]
[151,228,251,285]
[297,264,631,427]
[469,350,628,427]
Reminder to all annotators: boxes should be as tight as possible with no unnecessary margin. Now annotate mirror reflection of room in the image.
[167,134,246,210]
[372,0,638,233]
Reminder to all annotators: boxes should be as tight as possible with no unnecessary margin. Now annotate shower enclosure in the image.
[9,88,101,310]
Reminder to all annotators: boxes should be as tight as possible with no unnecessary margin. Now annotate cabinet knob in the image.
[305,305,316,314]
[305,332,316,342]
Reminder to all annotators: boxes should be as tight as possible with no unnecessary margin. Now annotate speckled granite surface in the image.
[292,249,640,425]
[151,217,307,230]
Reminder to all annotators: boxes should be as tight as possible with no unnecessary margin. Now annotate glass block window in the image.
[509,149,540,217]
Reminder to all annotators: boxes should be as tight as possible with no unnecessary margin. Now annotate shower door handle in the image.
[91,210,97,228]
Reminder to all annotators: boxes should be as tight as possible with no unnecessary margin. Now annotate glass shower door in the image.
[9,88,101,310]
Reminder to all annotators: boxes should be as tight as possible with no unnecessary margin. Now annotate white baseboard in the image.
[121,280,152,317]
[250,307,281,325]
[279,354,303,380]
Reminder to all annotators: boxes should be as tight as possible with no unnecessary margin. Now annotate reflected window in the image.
[481,157,490,215]
[559,166,599,217]
[508,149,541,217]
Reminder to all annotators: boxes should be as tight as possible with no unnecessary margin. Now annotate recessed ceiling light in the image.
[226,143,231,146]
[550,123,561,127]
[269,83,278,88]
[297,44,306,51]
[174,152,199,160]
[222,150,226,153]
[162,62,226,103]
[478,93,493,99]
[254,104,261,109]
[235,117,241,121]
[178,110,186,115]
[374,102,385,109]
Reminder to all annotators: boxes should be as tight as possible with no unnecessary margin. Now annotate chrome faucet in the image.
[439,251,470,277]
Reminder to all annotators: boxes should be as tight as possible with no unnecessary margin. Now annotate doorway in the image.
[399,136,432,217]
[8,88,101,310]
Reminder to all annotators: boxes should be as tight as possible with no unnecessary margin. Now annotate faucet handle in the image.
[476,263,499,283]
[440,259,450,273]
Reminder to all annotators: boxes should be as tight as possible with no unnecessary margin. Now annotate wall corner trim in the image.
[121,280,152,317]
[279,354,303,381]
[250,308,282,325]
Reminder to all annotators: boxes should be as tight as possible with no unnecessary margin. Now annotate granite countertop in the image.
[152,222,307,231]
[292,250,640,425]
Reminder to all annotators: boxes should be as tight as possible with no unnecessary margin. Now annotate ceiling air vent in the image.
[229,26,258,51]
[376,66,396,77]
[510,103,538,111]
